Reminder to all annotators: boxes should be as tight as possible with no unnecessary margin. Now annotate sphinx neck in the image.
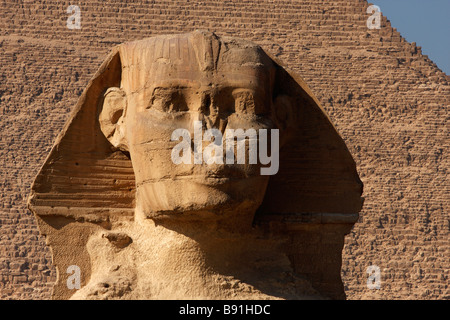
[131,209,294,299]
[73,208,318,300]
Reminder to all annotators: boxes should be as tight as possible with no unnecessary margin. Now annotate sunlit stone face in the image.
[101,33,279,219]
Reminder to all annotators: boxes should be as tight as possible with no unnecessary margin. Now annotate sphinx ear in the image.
[99,87,129,151]
[272,93,299,146]
[272,94,298,142]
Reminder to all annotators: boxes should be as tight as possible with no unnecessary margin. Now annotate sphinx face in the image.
[104,35,279,219]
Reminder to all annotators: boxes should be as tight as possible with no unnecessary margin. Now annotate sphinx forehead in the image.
[118,31,274,93]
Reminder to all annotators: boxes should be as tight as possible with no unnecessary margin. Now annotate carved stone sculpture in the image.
[28,30,363,300]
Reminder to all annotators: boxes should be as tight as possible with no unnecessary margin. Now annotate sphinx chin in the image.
[135,179,267,221]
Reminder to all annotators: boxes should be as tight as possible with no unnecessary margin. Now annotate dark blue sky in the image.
[372,0,449,75]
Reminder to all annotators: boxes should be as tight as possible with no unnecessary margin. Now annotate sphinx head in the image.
[98,31,293,221]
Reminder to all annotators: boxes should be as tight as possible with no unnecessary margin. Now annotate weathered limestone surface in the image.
[27,31,363,300]
[0,0,448,299]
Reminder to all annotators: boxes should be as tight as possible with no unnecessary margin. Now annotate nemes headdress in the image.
[29,30,362,222]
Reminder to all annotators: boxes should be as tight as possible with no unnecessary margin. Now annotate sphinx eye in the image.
[149,89,189,113]
[233,90,268,115]
[212,88,235,115]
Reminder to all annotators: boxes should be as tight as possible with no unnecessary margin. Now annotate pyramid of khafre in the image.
[0,0,448,300]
